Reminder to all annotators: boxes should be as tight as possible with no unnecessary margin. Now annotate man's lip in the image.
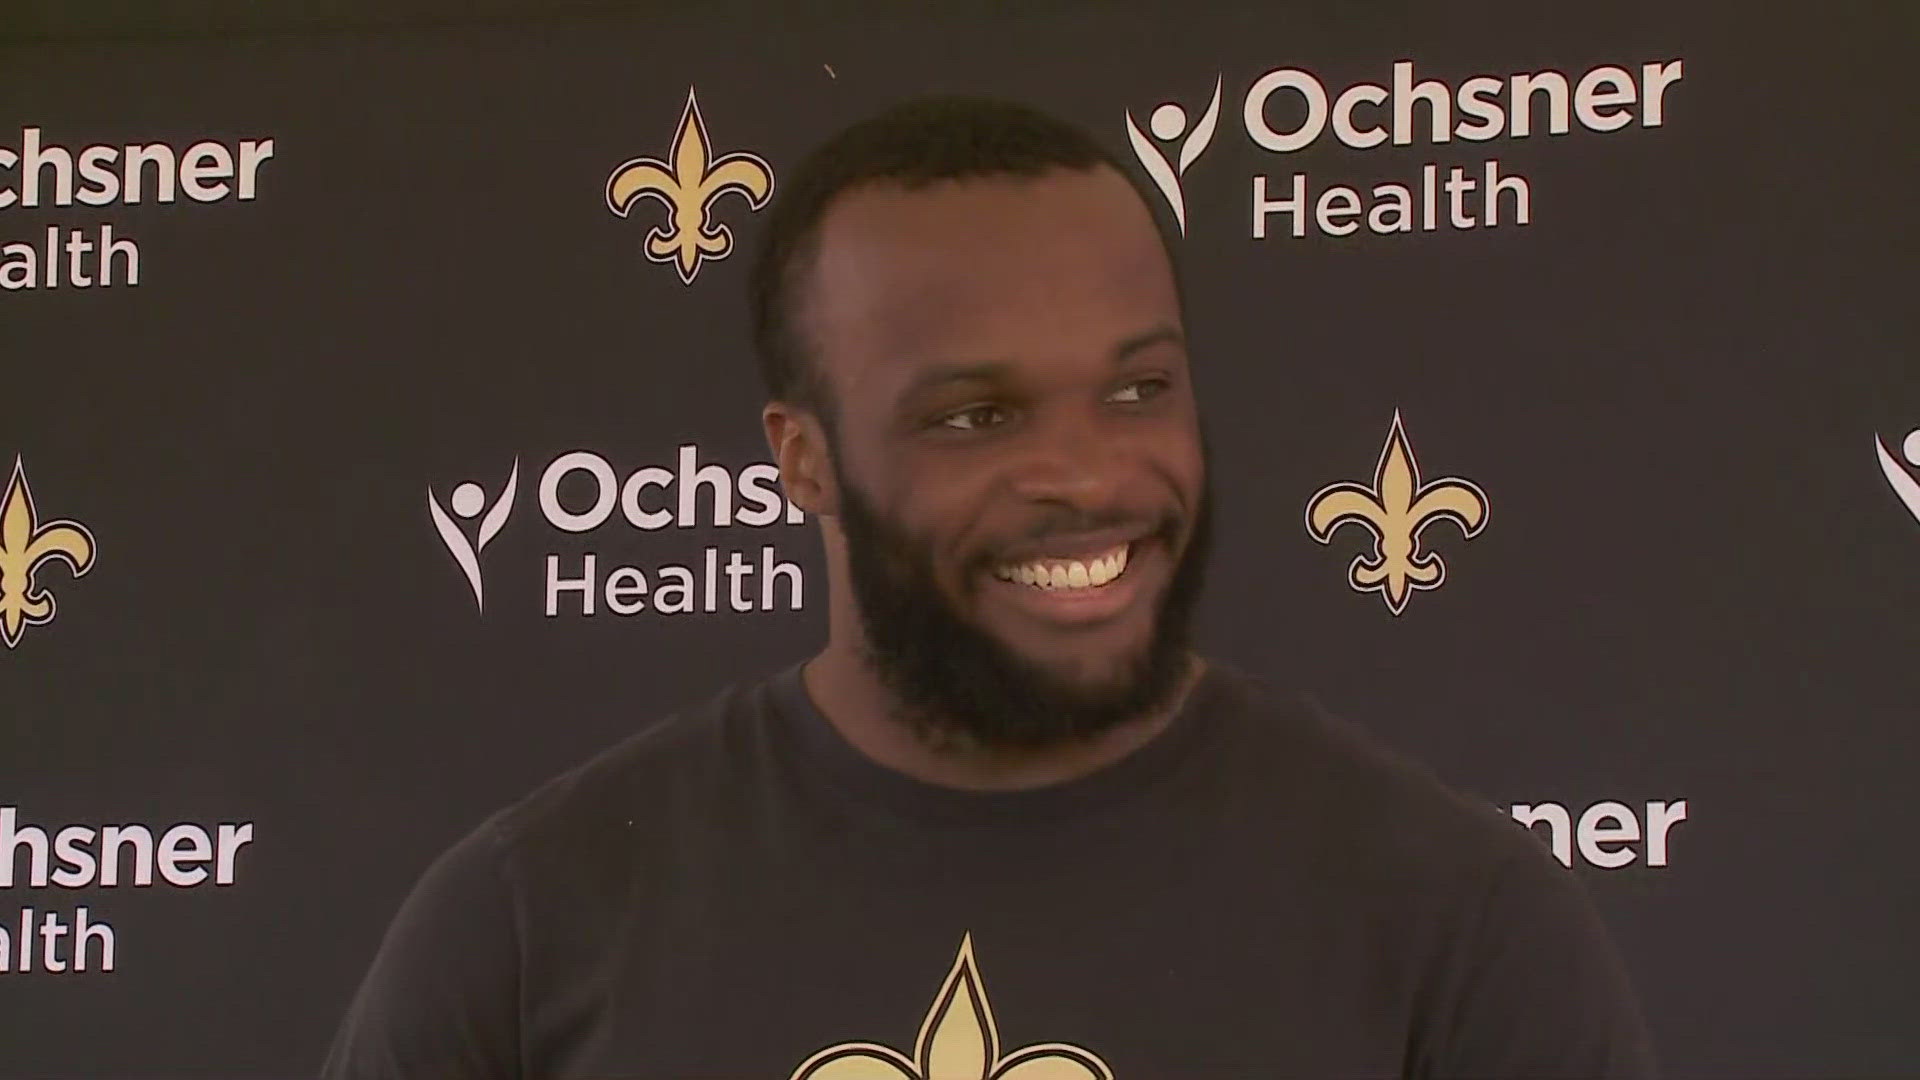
[988,525,1159,566]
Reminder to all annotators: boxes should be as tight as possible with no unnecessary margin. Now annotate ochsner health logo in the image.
[428,461,519,612]
[1124,77,1222,237]
[1125,58,1684,239]
[428,447,807,619]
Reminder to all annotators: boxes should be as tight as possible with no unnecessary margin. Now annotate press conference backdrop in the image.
[2,3,1914,1076]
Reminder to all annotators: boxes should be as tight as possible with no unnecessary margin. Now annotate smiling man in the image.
[765,130,1212,785]
[324,98,1657,1080]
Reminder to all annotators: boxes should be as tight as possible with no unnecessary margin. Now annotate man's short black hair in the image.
[748,95,1181,422]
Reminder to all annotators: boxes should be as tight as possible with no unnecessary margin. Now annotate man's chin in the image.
[983,634,1184,723]
[1006,640,1153,701]
[833,468,1209,750]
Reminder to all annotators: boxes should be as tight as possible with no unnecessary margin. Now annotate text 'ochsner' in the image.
[0,128,275,291]
[1,807,254,975]
[1143,58,1684,240]
[539,447,805,618]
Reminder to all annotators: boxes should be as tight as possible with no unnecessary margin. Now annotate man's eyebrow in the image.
[891,328,1186,408]
[893,361,1011,407]
[1114,326,1185,362]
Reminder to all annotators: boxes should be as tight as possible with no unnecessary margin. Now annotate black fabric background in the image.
[2,3,1914,1076]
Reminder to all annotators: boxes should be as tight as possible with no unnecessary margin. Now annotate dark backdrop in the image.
[3,3,1914,1077]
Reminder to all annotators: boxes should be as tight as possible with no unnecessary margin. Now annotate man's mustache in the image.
[980,506,1184,562]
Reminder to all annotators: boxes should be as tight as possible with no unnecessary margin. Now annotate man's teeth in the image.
[992,544,1131,591]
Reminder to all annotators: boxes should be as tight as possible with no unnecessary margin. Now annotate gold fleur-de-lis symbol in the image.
[1305,412,1488,615]
[605,86,774,284]
[789,934,1113,1080]
[0,457,97,649]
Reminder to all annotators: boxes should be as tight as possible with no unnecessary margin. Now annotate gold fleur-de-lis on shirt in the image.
[1305,412,1488,615]
[605,86,774,284]
[0,457,97,649]
[789,934,1114,1080]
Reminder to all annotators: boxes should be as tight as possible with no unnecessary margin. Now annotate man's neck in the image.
[800,643,1206,793]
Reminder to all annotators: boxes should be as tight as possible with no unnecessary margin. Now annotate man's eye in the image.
[1109,378,1170,404]
[939,404,1007,431]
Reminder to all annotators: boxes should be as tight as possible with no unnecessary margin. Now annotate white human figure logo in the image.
[428,460,519,612]
[1125,77,1223,236]
[1874,428,1920,527]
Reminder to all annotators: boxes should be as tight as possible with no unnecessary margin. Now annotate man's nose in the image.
[1005,407,1128,507]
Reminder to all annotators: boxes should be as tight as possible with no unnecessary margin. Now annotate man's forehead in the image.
[800,167,1180,380]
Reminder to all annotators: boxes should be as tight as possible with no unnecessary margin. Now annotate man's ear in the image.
[763,400,841,518]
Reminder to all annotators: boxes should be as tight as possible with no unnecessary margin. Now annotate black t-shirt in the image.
[322,661,1657,1079]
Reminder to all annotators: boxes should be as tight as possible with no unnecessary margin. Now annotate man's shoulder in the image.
[475,670,788,877]
[1207,661,1545,880]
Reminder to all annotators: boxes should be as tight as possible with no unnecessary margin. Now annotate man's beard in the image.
[831,455,1212,751]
